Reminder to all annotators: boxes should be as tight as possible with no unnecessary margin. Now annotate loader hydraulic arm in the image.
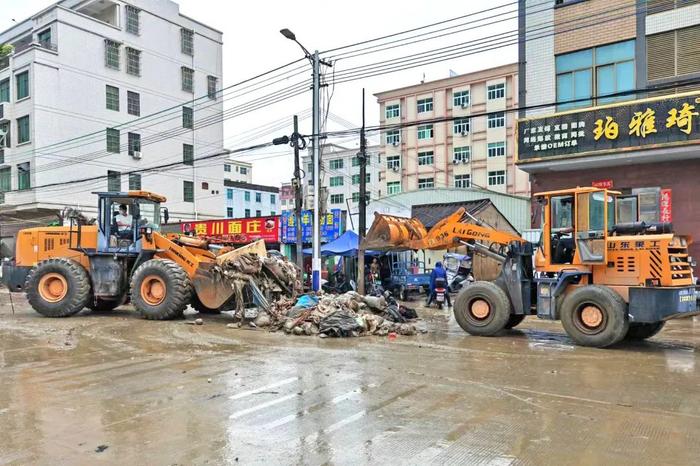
[405,208,526,250]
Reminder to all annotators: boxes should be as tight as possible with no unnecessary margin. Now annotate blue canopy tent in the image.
[303,230,381,257]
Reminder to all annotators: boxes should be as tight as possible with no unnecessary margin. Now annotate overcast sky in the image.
[1,0,517,187]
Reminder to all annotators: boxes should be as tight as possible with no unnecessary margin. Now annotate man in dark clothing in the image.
[426,261,451,307]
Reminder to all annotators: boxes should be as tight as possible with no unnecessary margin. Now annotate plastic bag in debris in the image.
[295,294,319,308]
[319,310,364,337]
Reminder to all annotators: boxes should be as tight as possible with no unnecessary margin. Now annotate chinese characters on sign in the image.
[517,94,700,162]
[281,209,343,244]
[660,189,672,223]
[591,179,613,189]
[180,216,280,244]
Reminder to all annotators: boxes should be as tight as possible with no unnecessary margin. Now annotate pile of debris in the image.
[212,252,300,311]
[254,291,422,338]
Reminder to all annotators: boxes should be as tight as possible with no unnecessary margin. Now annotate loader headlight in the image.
[681,238,687,247]
[539,284,551,297]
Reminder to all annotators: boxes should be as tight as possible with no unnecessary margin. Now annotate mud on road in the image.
[2,289,700,465]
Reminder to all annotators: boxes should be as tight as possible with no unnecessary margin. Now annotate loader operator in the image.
[114,204,133,239]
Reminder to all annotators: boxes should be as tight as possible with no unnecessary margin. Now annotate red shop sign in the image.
[180,216,280,243]
[591,179,613,189]
[659,189,672,223]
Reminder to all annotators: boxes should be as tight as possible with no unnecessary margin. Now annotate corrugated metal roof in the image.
[369,188,531,233]
[411,199,491,229]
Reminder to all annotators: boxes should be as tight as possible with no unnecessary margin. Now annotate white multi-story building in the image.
[0,0,224,229]
[224,180,280,219]
[301,143,382,213]
[223,159,252,183]
[279,181,294,213]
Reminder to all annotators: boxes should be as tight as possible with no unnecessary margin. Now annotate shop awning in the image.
[303,230,381,257]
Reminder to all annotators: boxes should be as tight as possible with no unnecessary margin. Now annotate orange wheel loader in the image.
[363,187,699,347]
[2,191,241,319]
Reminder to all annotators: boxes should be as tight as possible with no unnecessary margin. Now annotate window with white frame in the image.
[455,174,471,188]
[329,159,343,170]
[183,144,194,166]
[182,106,193,129]
[487,112,505,128]
[454,118,470,135]
[129,173,141,190]
[181,29,194,55]
[488,170,506,186]
[417,124,433,140]
[417,97,433,113]
[352,174,371,184]
[387,181,401,195]
[330,176,343,187]
[330,193,344,204]
[224,163,231,172]
[417,151,434,166]
[127,91,140,116]
[125,5,140,35]
[181,67,194,92]
[207,76,217,99]
[128,132,141,155]
[487,83,505,100]
[105,85,119,111]
[387,155,400,170]
[487,141,506,157]
[104,40,120,70]
[126,47,141,76]
[385,104,400,119]
[453,146,470,163]
[418,177,434,190]
[453,90,470,107]
[386,129,400,145]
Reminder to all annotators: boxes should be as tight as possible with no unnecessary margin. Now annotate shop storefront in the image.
[516,91,700,273]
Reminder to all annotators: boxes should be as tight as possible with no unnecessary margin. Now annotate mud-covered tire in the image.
[191,295,221,314]
[453,281,511,336]
[625,321,666,341]
[25,258,91,317]
[88,298,121,312]
[505,314,526,329]
[560,285,629,348]
[130,259,192,320]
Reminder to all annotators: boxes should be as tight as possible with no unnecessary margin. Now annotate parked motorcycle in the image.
[432,277,448,309]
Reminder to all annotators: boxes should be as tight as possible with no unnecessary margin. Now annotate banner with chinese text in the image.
[517,92,700,162]
[280,209,342,244]
[180,216,280,244]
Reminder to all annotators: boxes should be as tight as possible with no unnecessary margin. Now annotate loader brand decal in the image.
[452,226,491,240]
[168,247,195,268]
[180,216,280,244]
[679,290,696,303]
[607,240,661,251]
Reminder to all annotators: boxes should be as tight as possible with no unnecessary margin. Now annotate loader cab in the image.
[93,191,166,254]
[537,187,619,269]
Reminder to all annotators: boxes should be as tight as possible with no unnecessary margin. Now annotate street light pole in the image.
[311,50,322,292]
[280,29,329,292]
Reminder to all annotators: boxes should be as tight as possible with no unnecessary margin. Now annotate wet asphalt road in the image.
[2,290,700,465]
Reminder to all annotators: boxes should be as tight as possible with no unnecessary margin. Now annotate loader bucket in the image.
[362,212,428,250]
[192,261,236,310]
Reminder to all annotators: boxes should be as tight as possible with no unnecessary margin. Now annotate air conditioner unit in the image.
[392,166,399,172]
[392,141,399,147]
[131,151,142,160]
[461,102,468,109]
[460,131,468,137]
[453,158,460,164]
[462,158,469,164]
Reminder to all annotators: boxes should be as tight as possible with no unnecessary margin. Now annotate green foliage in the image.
[0,44,14,57]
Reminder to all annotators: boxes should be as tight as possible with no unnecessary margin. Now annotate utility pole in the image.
[279,29,330,292]
[291,115,304,276]
[311,50,322,292]
[357,88,367,295]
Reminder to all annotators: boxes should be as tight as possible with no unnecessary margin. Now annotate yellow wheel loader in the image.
[364,187,699,347]
[2,191,242,319]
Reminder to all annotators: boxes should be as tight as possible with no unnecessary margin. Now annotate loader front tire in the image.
[25,258,91,317]
[131,259,191,320]
[560,285,629,348]
[453,281,511,336]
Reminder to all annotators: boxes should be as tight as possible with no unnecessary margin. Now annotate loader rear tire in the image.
[625,321,666,341]
[453,281,511,336]
[25,258,91,317]
[560,285,629,348]
[131,259,191,320]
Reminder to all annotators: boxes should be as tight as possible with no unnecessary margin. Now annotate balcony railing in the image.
[13,40,58,56]
[0,56,8,72]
